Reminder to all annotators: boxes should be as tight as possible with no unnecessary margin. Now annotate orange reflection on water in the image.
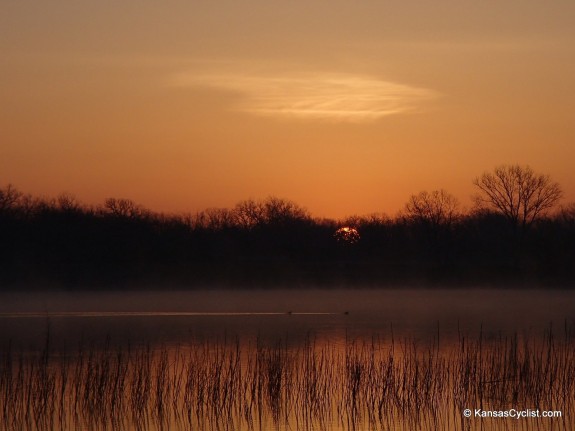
[1,332,573,431]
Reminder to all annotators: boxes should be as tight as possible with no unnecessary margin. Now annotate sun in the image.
[334,226,360,244]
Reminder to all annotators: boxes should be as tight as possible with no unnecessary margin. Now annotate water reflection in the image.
[0,289,574,430]
[1,332,573,430]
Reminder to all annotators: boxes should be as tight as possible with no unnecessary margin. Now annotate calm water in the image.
[0,288,574,430]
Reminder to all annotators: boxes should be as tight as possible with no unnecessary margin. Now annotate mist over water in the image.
[1,288,573,348]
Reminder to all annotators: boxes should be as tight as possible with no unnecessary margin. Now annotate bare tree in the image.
[0,184,23,212]
[56,193,82,212]
[234,197,309,228]
[194,207,237,230]
[261,196,309,226]
[405,189,460,228]
[558,203,575,228]
[473,165,562,233]
[234,199,265,228]
[104,198,148,219]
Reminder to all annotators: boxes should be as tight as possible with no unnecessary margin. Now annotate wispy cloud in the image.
[170,71,437,122]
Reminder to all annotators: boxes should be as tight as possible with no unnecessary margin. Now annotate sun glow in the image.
[334,226,360,244]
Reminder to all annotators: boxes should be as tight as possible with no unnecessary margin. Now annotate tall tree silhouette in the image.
[473,165,562,236]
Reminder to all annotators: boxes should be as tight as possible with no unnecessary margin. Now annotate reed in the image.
[1,327,574,431]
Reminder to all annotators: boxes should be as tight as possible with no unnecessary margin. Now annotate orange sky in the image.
[1,1,574,218]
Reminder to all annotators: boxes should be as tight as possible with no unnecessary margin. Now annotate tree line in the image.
[1,165,574,289]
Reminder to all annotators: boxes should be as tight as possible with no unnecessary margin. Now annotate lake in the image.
[0,288,574,430]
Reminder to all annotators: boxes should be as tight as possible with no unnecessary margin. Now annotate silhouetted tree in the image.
[233,197,309,228]
[55,193,82,213]
[0,184,22,212]
[261,197,309,226]
[104,198,148,219]
[405,189,459,228]
[473,165,562,236]
[234,199,265,228]
[194,208,237,230]
[559,203,575,228]
[404,189,460,268]
[2,183,575,289]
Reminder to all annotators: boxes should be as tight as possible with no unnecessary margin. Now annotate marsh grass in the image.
[1,326,574,430]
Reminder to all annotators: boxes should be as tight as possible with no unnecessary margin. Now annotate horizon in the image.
[2,1,574,218]
[1,162,570,220]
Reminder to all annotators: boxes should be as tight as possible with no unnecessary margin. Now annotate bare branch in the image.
[473,164,562,231]
[405,189,460,228]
